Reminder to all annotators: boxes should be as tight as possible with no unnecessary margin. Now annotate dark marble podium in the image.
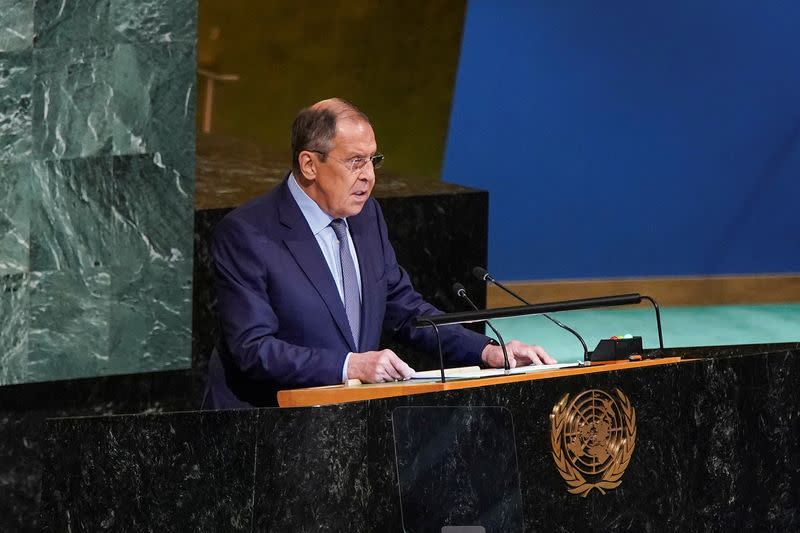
[40,344,800,532]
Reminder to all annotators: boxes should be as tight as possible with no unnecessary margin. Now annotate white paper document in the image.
[410,361,585,381]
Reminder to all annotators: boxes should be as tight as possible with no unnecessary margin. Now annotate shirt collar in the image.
[287,172,342,236]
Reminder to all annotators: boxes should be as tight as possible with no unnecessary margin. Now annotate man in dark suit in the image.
[204,98,554,409]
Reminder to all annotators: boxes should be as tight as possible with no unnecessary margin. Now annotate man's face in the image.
[308,118,377,219]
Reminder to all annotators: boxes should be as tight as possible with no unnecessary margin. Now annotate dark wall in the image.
[197,0,467,182]
[444,1,800,280]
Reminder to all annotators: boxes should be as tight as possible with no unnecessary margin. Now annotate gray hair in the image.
[290,99,369,176]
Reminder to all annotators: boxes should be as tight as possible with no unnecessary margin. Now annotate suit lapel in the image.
[277,181,357,352]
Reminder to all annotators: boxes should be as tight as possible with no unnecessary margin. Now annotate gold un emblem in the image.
[550,388,636,496]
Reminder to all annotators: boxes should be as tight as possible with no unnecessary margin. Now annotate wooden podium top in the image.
[277,356,685,407]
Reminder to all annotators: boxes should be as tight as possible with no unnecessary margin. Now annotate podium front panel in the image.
[393,406,523,532]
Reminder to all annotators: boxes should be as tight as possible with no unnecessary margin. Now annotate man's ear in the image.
[298,151,317,181]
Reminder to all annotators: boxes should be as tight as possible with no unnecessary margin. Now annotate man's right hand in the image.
[347,349,415,383]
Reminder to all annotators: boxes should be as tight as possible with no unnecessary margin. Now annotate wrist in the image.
[342,352,354,383]
[481,338,500,365]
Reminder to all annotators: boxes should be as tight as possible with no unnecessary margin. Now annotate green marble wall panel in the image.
[32,43,196,160]
[112,43,196,156]
[0,0,197,386]
[0,0,34,51]
[109,258,191,373]
[106,153,194,268]
[32,46,115,160]
[30,153,193,271]
[106,153,193,373]
[23,160,195,380]
[0,273,29,384]
[0,161,30,274]
[33,0,196,48]
[26,152,193,380]
[111,0,196,44]
[0,50,33,162]
[29,156,113,271]
[33,0,112,49]
[28,268,110,379]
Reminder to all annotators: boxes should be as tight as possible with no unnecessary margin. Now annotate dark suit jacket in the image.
[204,178,489,408]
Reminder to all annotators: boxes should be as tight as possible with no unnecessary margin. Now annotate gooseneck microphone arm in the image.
[418,318,446,383]
[453,283,511,371]
[473,267,589,359]
[640,295,665,350]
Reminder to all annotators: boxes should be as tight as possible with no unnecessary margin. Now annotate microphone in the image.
[473,267,589,359]
[453,282,511,371]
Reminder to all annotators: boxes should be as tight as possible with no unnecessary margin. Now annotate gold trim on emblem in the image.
[550,388,636,496]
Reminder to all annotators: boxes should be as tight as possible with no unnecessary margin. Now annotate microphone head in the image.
[452,282,467,297]
[472,266,490,281]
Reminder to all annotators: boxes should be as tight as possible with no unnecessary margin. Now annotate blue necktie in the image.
[330,219,361,350]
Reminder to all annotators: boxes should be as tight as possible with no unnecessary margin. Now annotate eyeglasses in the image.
[310,150,384,173]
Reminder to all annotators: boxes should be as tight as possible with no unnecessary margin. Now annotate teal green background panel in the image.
[489,304,800,363]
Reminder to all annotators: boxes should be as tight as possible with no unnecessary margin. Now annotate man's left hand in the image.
[480,340,556,368]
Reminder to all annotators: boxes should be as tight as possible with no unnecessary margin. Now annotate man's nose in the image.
[361,162,376,182]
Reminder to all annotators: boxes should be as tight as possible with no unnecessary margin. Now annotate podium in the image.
[39,344,800,531]
[276,357,680,407]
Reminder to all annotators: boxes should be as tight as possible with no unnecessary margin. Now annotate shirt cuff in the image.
[342,352,353,383]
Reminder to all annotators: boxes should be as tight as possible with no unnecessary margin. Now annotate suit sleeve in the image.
[373,202,490,366]
[212,216,346,387]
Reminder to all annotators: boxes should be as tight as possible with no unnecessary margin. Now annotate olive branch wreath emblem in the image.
[550,388,636,496]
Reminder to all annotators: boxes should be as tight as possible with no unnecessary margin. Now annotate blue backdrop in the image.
[443,0,800,281]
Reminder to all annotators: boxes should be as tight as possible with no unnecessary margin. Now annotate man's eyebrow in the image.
[346,151,377,159]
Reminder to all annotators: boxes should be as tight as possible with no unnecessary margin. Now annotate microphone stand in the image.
[475,268,589,360]
[454,283,511,372]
